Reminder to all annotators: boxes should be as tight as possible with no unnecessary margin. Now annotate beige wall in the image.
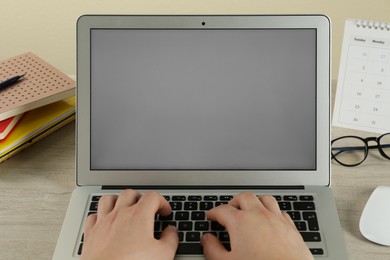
[1,0,389,79]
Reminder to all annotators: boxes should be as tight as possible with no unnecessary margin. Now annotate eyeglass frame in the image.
[331,132,390,167]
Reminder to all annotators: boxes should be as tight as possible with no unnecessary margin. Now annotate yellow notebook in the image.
[0,96,75,162]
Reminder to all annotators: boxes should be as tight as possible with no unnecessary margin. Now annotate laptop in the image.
[53,15,348,259]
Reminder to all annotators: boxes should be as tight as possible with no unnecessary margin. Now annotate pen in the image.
[0,73,26,91]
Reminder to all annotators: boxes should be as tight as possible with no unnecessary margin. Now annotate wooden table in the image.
[0,120,389,259]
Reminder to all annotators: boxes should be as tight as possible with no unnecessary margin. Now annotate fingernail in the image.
[168,225,178,233]
[200,233,208,246]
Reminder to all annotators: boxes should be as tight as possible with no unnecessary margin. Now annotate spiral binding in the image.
[355,19,390,31]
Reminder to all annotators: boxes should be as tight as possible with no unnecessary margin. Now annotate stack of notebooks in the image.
[0,52,76,163]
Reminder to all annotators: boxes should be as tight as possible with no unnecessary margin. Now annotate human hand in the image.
[81,190,178,260]
[201,192,314,260]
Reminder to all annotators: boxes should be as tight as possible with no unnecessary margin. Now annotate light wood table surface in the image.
[0,121,389,260]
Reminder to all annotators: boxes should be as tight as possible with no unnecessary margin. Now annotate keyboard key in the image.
[78,243,83,255]
[191,211,205,220]
[176,243,203,254]
[204,195,218,201]
[195,221,209,231]
[219,232,230,241]
[186,232,201,241]
[175,211,189,220]
[303,212,319,231]
[219,195,233,201]
[278,201,292,210]
[310,248,324,255]
[169,202,182,210]
[178,232,184,241]
[294,221,307,231]
[163,196,170,201]
[302,211,317,221]
[91,196,101,201]
[178,221,193,231]
[176,242,229,254]
[293,202,315,211]
[286,211,301,220]
[188,196,202,201]
[299,195,314,201]
[308,221,319,231]
[273,195,282,201]
[89,202,98,211]
[172,196,186,201]
[184,202,198,210]
[300,232,321,242]
[211,221,225,231]
[200,202,214,210]
[283,195,298,201]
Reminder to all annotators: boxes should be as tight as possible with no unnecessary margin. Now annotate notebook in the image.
[333,19,390,133]
[0,114,23,141]
[53,15,347,259]
[0,97,75,163]
[0,52,75,121]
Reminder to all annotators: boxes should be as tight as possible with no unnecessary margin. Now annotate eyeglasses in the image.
[331,132,390,167]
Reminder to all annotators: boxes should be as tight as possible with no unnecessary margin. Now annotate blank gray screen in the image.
[90,29,316,170]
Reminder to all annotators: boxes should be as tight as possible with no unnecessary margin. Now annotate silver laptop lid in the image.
[76,15,331,187]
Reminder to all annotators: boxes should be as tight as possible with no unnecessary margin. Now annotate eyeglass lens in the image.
[332,136,367,166]
[379,133,390,158]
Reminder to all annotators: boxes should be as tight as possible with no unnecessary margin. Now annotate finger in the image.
[159,225,179,255]
[207,204,238,228]
[258,195,281,214]
[201,233,229,260]
[136,191,172,217]
[97,194,118,217]
[83,213,97,242]
[229,192,264,210]
[114,189,141,209]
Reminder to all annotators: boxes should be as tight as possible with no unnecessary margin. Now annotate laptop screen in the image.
[90,28,317,171]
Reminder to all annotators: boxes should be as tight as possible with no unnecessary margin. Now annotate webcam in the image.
[201,22,206,26]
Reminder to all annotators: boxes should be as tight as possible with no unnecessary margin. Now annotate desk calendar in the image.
[333,19,390,133]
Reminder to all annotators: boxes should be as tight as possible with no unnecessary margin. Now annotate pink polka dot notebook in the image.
[0,52,75,121]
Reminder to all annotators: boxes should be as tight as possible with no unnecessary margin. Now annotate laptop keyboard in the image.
[78,194,324,256]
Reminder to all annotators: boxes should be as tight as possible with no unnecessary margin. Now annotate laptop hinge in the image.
[102,185,305,190]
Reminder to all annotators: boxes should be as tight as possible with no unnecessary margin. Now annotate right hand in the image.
[200,192,313,260]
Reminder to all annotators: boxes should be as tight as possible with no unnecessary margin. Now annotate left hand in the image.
[81,189,179,260]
